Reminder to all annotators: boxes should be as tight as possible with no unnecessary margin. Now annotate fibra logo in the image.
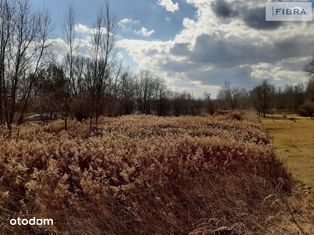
[273,7,307,16]
[266,2,312,21]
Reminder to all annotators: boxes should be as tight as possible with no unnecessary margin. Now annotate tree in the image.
[305,79,314,102]
[0,0,52,129]
[17,9,52,125]
[0,0,14,125]
[292,84,305,113]
[299,101,314,118]
[251,80,275,117]
[119,71,135,115]
[88,3,116,126]
[135,70,155,114]
[204,93,216,115]
[230,88,241,109]
[35,64,67,118]
[217,82,249,110]
[304,56,314,79]
[152,77,169,116]
[237,89,251,110]
[217,81,233,109]
[304,57,314,102]
[64,6,76,130]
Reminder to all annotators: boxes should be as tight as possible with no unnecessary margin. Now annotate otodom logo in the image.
[10,217,54,226]
[266,2,312,21]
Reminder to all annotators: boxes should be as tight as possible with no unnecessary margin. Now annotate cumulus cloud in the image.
[119,18,140,30]
[136,27,155,37]
[74,23,109,40]
[48,24,105,62]
[74,23,94,35]
[242,7,283,30]
[211,0,237,18]
[47,36,93,62]
[47,38,68,63]
[171,33,314,67]
[210,0,283,30]
[119,18,155,38]
[117,0,314,96]
[158,0,179,13]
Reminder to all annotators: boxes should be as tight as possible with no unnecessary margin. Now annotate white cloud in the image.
[136,27,155,37]
[74,23,108,39]
[119,18,140,29]
[47,37,93,62]
[158,0,179,13]
[74,23,94,35]
[251,62,308,85]
[117,0,314,96]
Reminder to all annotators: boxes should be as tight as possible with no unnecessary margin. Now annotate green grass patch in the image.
[263,117,314,189]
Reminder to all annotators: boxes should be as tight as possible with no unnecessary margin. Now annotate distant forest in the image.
[0,0,314,131]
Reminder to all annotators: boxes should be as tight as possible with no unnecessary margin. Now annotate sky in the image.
[30,0,314,97]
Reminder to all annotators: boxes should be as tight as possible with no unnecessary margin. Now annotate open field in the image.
[0,115,312,234]
[262,116,314,188]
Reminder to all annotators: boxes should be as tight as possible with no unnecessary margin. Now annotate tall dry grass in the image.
[0,115,294,234]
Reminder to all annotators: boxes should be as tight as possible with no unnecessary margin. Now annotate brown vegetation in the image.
[0,115,297,234]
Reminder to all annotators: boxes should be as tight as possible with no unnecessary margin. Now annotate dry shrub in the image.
[228,112,244,121]
[299,101,314,117]
[0,115,295,234]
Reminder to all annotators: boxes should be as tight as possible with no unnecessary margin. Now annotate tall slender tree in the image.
[64,6,76,130]
[88,3,116,126]
[0,0,14,125]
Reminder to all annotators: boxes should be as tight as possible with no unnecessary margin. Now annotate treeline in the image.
[0,0,206,130]
[251,79,314,118]
[217,75,314,118]
[1,0,314,132]
[32,65,205,120]
[28,61,314,123]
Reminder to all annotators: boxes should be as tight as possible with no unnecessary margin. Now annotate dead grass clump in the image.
[0,115,294,234]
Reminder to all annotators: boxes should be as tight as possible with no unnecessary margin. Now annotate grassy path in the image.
[262,116,314,188]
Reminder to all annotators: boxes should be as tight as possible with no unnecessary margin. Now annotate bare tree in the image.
[119,71,135,115]
[18,9,52,124]
[63,6,76,130]
[251,80,275,117]
[88,3,116,126]
[204,93,216,115]
[217,81,233,109]
[136,70,155,114]
[111,60,123,99]
[152,77,168,116]
[304,56,314,79]
[35,64,66,119]
[230,88,241,109]
[0,0,14,125]
[1,0,52,130]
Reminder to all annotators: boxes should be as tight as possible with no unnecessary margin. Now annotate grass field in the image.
[1,115,313,234]
[0,115,297,234]
[262,116,314,189]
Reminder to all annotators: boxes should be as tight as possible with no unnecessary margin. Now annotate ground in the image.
[0,114,313,234]
[262,115,314,189]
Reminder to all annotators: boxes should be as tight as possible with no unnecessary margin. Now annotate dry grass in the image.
[0,115,300,234]
[262,115,314,234]
[262,116,314,188]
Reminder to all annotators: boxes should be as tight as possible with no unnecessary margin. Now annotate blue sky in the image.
[30,0,196,40]
[29,0,314,97]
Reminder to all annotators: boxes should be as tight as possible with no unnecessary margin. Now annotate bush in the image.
[71,94,92,122]
[299,101,314,117]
